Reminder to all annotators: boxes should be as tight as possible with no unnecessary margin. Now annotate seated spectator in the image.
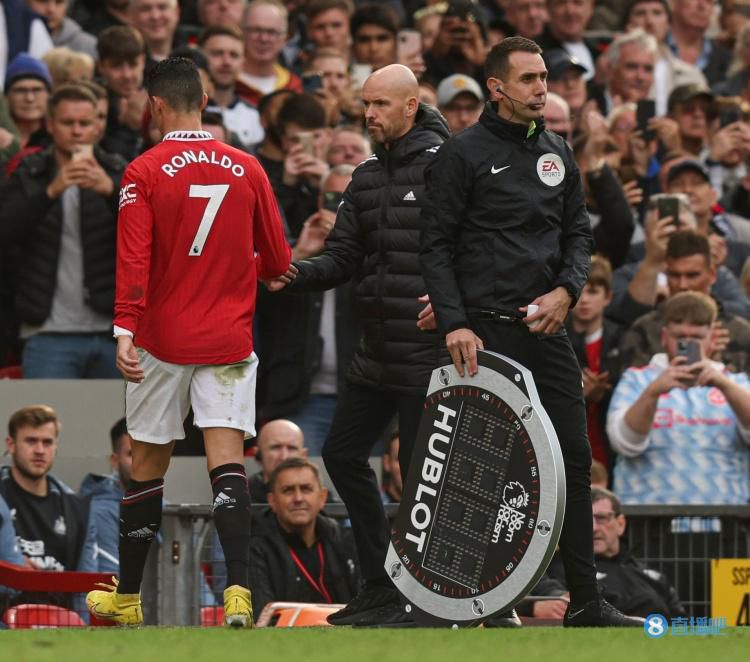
[305,0,353,55]
[0,405,96,571]
[4,53,52,151]
[128,0,190,65]
[0,0,53,90]
[197,0,247,29]
[537,0,599,81]
[200,25,263,150]
[96,26,148,162]
[0,494,24,566]
[567,256,623,472]
[350,3,399,72]
[544,92,573,143]
[436,73,484,135]
[305,48,362,126]
[248,419,307,503]
[607,292,750,504]
[620,230,750,373]
[27,0,98,59]
[0,84,125,378]
[78,418,132,574]
[543,49,588,135]
[249,458,359,614]
[667,0,732,86]
[236,0,302,107]
[42,47,95,88]
[504,0,548,41]
[625,0,708,116]
[381,429,401,503]
[326,126,370,167]
[551,487,686,618]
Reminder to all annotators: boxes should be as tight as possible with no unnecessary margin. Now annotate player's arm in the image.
[552,145,595,306]
[250,160,293,280]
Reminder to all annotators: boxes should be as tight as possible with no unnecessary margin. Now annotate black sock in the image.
[118,478,164,594]
[210,463,251,589]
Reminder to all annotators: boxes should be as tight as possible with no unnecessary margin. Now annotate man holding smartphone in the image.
[608,292,750,505]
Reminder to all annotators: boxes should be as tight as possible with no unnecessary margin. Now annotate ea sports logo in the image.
[536,153,565,187]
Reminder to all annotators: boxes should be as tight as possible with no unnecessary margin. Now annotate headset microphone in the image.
[495,86,530,108]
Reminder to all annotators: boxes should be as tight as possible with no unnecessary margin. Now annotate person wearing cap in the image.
[3,53,52,153]
[436,73,483,134]
[624,0,707,116]
[544,48,588,121]
[666,83,715,157]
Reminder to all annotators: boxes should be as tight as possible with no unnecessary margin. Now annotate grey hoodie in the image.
[54,17,97,59]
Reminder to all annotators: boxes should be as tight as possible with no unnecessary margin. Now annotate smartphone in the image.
[636,99,656,141]
[398,29,422,61]
[720,104,742,128]
[657,195,680,227]
[302,73,323,95]
[677,339,701,365]
[322,191,344,214]
[296,130,316,156]
[72,144,93,161]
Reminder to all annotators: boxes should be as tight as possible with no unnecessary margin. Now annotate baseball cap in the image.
[543,49,587,82]
[5,52,52,93]
[666,159,710,185]
[437,74,484,107]
[667,83,714,114]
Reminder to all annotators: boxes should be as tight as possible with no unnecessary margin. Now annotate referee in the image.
[420,37,642,627]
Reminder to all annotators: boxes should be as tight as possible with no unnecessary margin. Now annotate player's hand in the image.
[265,264,298,292]
[532,599,569,619]
[446,328,484,377]
[416,294,436,331]
[520,287,572,334]
[116,335,144,383]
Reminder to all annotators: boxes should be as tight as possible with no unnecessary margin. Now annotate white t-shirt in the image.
[564,41,595,82]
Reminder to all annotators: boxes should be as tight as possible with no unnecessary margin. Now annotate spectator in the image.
[624,0,707,116]
[0,494,24,566]
[668,0,732,86]
[544,49,588,131]
[718,0,750,53]
[128,0,184,64]
[79,0,130,37]
[257,166,359,454]
[608,292,750,504]
[199,26,261,150]
[381,429,401,503]
[96,25,148,161]
[0,0,53,89]
[197,0,247,28]
[620,230,750,374]
[436,73,484,135]
[567,256,623,472]
[413,3,444,53]
[350,3,399,72]
[79,80,109,144]
[252,88,296,167]
[248,419,307,503]
[504,0,549,40]
[551,487,686,618]
[305,48,362,126]
[78,417,132,574]
[544,91,573,143]
[201,108,230,142]
[4,53,52,151]
[0,84,125,378]
[236,0,302,107]
[537,0,599,81]
[423,0,486,86]
[326,126,370,167]
[249,458,359,614]
[305,0,353,54]
[42,47,95,88]
[26,0,98,59]
[590,29,657,116]
[665,83,715,158]
[715,21,750,95]
[0,405,96,571]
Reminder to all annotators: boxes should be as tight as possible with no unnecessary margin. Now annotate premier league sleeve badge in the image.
[385,351,566,627]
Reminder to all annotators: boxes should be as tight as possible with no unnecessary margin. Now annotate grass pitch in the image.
[2,627,747,662]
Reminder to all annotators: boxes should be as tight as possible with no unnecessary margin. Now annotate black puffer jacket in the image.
[289,104,450,394]
[0,146,124,326]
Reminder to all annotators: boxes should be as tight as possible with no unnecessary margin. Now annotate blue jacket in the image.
[0,494,23,565]
[79,473,122,574]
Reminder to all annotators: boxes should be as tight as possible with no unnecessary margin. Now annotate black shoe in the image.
[563,599,645,628]
[351,601,416,628]
[484,608,522,628]
[326,582,400,626]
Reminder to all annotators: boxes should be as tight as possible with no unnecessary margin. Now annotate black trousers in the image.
[470,316,599,605]
[322,380,424,582]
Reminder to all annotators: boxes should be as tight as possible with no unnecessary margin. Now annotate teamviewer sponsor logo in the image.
[536,153,565,187]
[119,183,137,210]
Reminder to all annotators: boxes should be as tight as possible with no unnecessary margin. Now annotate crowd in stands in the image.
[1,0,750,623]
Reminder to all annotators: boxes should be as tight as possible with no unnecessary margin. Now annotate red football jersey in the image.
[114,130,291,364]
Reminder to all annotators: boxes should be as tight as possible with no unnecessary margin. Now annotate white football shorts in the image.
[126,348,258,444]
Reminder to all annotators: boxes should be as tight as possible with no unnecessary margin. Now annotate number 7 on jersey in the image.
[188,184,229,256]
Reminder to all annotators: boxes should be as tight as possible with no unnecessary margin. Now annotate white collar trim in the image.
[162,130,213,141]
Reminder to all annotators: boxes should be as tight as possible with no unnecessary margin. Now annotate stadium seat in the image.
[0,365,22,379]
[256,602,345,627]
[3,604,85,628]
[200,606,224,627]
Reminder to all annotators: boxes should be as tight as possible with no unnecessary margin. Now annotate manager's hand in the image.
[521,287,572,334]
[446,328,484,377]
